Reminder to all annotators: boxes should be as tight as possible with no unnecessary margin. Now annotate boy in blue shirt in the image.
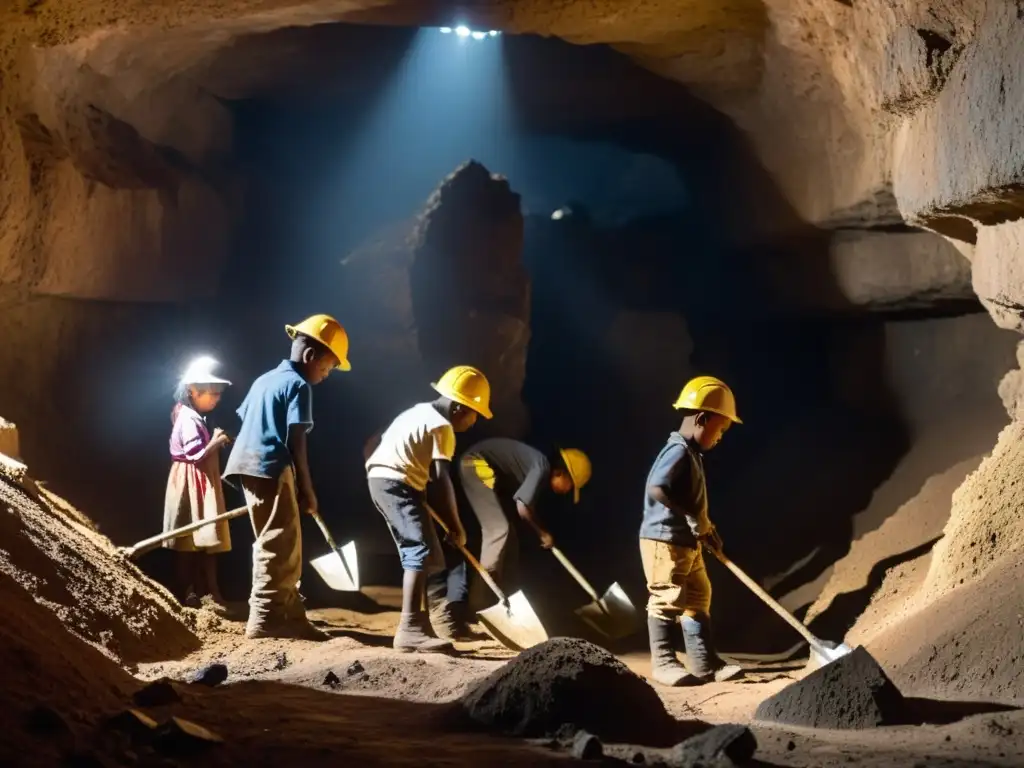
[641,375,744,686]
[224,314,351,641]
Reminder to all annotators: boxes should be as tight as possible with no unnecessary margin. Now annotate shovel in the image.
[120,506,249,560]
[550,547,638,640]
[426,506,548,652]
[704,543,852,670]
[309,512,361,592]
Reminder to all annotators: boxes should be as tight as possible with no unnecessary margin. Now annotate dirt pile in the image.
[459,637,691,746]
[868,554,1024,705]
[755,647,906,730]
[0,467,201,665]
[0,570,135,766]
[923,420,1024,598]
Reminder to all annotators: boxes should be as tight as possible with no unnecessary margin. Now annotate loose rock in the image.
[459,637,688,745]
[154,716,223,757]
[132,679,180,707]
[669,724,757,766]
[190,663,228,687]
[571,731,603,760]
[323,671,341,688]
[347,661,365,676]
[755,647,906,729]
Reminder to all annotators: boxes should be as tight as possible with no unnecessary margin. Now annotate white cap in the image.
[180,356,232,387]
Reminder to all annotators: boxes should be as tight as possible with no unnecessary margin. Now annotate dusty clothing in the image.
[639,538,712,619]
[457,456,521,586]
[366,403,456,492]
[463,438,552,510]
[640,433,710,547]
[223,360,313,481]
[368,478,445,573]
[241,466,304,624]
[163,406,230,552]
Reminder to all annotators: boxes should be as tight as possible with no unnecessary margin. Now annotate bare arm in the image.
[428,460,464,536]
[516,500,554,549]
[187,430,231,463]
[289,425,317,515]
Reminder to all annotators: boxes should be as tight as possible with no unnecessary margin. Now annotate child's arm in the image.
[514,460,555,548]
[289,425,317,516]
[286,382,316,514]
[430,459,466,547]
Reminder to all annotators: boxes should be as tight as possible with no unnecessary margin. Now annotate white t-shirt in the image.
[366,402,456,491]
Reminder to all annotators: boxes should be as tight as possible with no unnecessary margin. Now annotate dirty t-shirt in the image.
[461,438,551,510]
[222,360,313,481]
[639,432,710,546]
[366,402,456,492]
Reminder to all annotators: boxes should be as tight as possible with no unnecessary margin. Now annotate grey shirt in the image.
[639,432,710,546]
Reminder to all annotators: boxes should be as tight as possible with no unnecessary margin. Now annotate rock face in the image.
[339,161,530,437]
[409,161,530,436]
[459,637,684,746]
[755,647,907,730]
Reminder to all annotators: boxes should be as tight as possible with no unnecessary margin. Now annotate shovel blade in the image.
[806,640,854,671]
[476,590,548,651]
[310,540,360,591]
[574,582,639,640]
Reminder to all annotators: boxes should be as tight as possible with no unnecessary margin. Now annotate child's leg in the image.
[173,551,197,602]
[639,538,696,686]
[201,554,226,603]
[681,548,742,681]
[368,478,452,653]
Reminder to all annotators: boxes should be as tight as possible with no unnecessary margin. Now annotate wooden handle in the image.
[550,547,601,602]
[704,545,826,652]
[310,511,339,551]
[426,506,508,604]
[123,506,247,559]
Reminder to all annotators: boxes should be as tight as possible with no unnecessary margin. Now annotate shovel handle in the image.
[310,511,340,551]
[550,547,601,602]
[704,544,828,653]
[425,506,509,605]
[122,506,248,560]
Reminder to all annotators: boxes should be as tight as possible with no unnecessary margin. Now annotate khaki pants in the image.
[639,538,712,620]
[241,466,303,626]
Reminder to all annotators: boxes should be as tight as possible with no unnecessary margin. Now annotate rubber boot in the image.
[648,616,696,687]
[394,611,454,654]
[681,614,743,682]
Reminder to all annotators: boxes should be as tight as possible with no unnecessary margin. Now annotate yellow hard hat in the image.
[285,314,351,372]
[559,448,591,504]
[431,365,493,419]
[672,375,742,424]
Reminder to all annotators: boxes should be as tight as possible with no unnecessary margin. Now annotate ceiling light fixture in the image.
[455,25,471,37]
[439,26,453,34]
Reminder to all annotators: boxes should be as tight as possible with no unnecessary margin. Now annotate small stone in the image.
[190,663,228,687]
[154,717,223,757]
[103,709,159,741]
[670,724,757,766]
[132,679,180,707]
[274,653,288,671]
[630,752,646,764]
[347,661,365,676]
[571,731,603,760]
[323,671,341,688]
[787,740,796,751]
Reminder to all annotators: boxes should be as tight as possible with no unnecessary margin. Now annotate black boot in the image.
[682,614,743,682]
[394,611,454,653]
[648,616,696,687]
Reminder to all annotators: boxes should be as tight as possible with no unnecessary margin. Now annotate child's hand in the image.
[212,428,231,446]
[539,531,555,550]
[701,527,724,553]
[299,488,319,517]
[448,521,468,549]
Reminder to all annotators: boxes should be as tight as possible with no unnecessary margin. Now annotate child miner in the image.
[163,356,233,608]
[223,314,351,641]
[365,366,492,653]
[641,375,744,687]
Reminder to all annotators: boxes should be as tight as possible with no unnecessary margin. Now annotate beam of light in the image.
[455,25,470,37]
[471,31,486,40]
[439,27,452,34]
[489,31,499,37]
